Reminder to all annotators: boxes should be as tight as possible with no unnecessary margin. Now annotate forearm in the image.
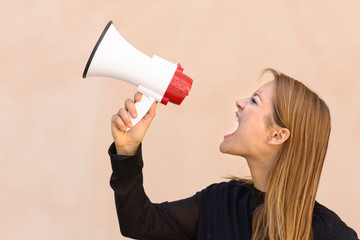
[109,142,147,237]
[108,142,197,239]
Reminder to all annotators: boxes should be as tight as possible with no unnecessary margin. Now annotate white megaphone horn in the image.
[83,21,193,129]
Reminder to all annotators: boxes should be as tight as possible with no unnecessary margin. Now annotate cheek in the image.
[219,110,270,155]
[241,113,269,141]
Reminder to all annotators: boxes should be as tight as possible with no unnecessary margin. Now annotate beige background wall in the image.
[1,0,359,239]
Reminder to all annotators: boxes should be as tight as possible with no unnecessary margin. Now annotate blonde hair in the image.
[251,69,331,239]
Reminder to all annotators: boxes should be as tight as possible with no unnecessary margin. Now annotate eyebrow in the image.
[253,92,262,101]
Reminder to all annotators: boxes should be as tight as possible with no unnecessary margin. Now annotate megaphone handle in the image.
[127,95,155,131]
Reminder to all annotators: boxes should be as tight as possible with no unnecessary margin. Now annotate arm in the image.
[109,143,200,239]
[312,202,359,240]
[110,93,200,239]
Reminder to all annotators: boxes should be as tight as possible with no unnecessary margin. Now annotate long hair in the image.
[251,69,331,240]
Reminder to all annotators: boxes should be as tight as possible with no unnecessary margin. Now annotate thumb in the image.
[141,101,157,128]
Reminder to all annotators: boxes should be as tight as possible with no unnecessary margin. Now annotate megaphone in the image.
[83,21,193,129]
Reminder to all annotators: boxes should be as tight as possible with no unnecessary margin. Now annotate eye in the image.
[251,97,257,104]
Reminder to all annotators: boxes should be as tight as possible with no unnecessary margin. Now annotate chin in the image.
[219,141,231,154]
[219,141,244,156]
[219,144,226,153]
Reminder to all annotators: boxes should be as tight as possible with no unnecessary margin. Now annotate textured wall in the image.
[1,0,359,239]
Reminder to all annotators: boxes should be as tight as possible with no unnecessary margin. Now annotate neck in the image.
[248,164,270,192]
[245,153,278,192]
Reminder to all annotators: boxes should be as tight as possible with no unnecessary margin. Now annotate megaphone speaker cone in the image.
[82,21,113,78]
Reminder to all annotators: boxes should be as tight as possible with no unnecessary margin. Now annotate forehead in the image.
[256,81,274,100]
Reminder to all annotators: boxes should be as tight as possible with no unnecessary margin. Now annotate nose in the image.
[236,98,248,110]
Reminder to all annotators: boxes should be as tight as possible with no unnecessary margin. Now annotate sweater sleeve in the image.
[312,202,359,240]
[108,142,201,240]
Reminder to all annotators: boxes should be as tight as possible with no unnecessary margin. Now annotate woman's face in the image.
[219,81,275,158]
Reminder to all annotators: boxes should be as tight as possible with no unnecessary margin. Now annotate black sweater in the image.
[109,143,358,240]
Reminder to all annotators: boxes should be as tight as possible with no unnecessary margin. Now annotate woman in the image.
[109,69,358,239]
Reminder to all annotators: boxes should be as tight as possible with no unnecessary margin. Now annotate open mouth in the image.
[224,112,240,138]
[224,131,237,138]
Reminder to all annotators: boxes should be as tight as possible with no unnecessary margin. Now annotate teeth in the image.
[233,115,238,121]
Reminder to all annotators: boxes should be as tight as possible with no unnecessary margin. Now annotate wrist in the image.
[115,144,139,156]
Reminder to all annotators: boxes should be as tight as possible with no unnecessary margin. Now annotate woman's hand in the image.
[111,93,157,155]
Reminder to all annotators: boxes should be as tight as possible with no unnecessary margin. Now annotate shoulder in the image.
[202,180,253,193]
[312,201,358,239]
[197,180,254,202]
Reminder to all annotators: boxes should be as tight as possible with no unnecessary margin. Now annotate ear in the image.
[267,127,290,146]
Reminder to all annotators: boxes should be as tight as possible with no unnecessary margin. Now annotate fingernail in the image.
[127,122,133,128]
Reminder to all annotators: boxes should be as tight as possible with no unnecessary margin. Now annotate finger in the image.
[142,102,157,125]
[134,92,142,103]
[119,108,133,128]
[112,114,127,132]
[147,101,157,118]
[125,98,137,118]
